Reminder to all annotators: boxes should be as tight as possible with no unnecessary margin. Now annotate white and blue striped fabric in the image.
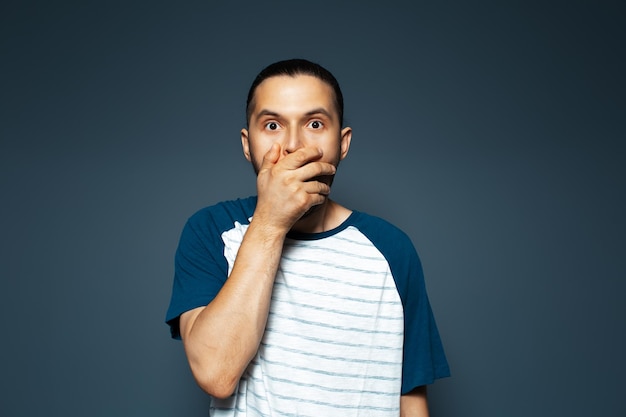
[166,196,450,416]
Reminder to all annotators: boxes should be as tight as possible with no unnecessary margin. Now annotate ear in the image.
[241,128,251,162]
[339,126,352,160]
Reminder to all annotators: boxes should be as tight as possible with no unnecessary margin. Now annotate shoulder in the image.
[346,211,424,303]
[348,211,422,281]
[186,196,257,233]
[349,211,414,250]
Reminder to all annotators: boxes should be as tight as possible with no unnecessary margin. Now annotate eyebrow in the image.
[304,108,334,120]
[255,109,280,119]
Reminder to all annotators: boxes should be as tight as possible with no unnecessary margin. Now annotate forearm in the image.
[181,219,287,398]
[180,145,336,398]
[400,386,429,417]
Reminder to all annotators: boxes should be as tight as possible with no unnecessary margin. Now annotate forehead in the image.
[250,75,336,116]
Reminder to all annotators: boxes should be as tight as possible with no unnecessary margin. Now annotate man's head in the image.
[241,59,352,223]
[241,59,352,178]
[246,59,344,128]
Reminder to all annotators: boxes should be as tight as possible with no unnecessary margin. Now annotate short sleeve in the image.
[165,212,229,339]
[398,244,450,393]
[352,212,450,393]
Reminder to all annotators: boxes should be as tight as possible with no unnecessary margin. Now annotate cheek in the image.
[322,134,343,164]
[248,132,277,154]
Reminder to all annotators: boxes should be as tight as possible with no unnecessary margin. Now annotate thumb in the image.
[260,143,281,170]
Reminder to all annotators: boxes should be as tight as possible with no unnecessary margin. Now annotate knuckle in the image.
[294,193,308,208]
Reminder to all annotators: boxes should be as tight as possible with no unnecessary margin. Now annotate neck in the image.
[290,199,350,234]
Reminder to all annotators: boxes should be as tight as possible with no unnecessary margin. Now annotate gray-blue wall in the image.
[2,1,624,416]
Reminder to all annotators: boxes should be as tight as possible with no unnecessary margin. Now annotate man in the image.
[166,59,450,416]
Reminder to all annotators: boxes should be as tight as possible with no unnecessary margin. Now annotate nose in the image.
[283,126,304,154]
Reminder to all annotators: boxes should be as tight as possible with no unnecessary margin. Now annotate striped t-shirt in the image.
[166,196,449,416]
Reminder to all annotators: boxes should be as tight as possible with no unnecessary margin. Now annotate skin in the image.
[179,74,429,415]
[241,75,353,233]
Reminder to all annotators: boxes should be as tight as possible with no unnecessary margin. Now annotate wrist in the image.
[248,214,290,241]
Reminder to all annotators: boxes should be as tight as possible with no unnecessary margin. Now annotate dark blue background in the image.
[1,1,624,416]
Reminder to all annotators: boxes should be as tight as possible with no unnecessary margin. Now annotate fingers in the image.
[302,179,331,196]
[254,145,335,230]
[280,147,337,181]
[296,161,336,183]
[279,147,324,170]
[261,145,336,181]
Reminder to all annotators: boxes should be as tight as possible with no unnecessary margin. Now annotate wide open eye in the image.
[308,120,323,129]
[265,121,279,131]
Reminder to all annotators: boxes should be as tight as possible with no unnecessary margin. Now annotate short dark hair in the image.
[246,59,344,127]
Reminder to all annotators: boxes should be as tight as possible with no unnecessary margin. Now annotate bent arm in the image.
[180,219,285,399]
[400,386,429,417]
[178,145,336,399]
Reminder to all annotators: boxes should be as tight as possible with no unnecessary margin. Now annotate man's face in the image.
[241,75,352,185]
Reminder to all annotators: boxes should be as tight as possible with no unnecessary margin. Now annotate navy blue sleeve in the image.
[398,240,450,392]
[165,209,229,339]
[354,213,450,393]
